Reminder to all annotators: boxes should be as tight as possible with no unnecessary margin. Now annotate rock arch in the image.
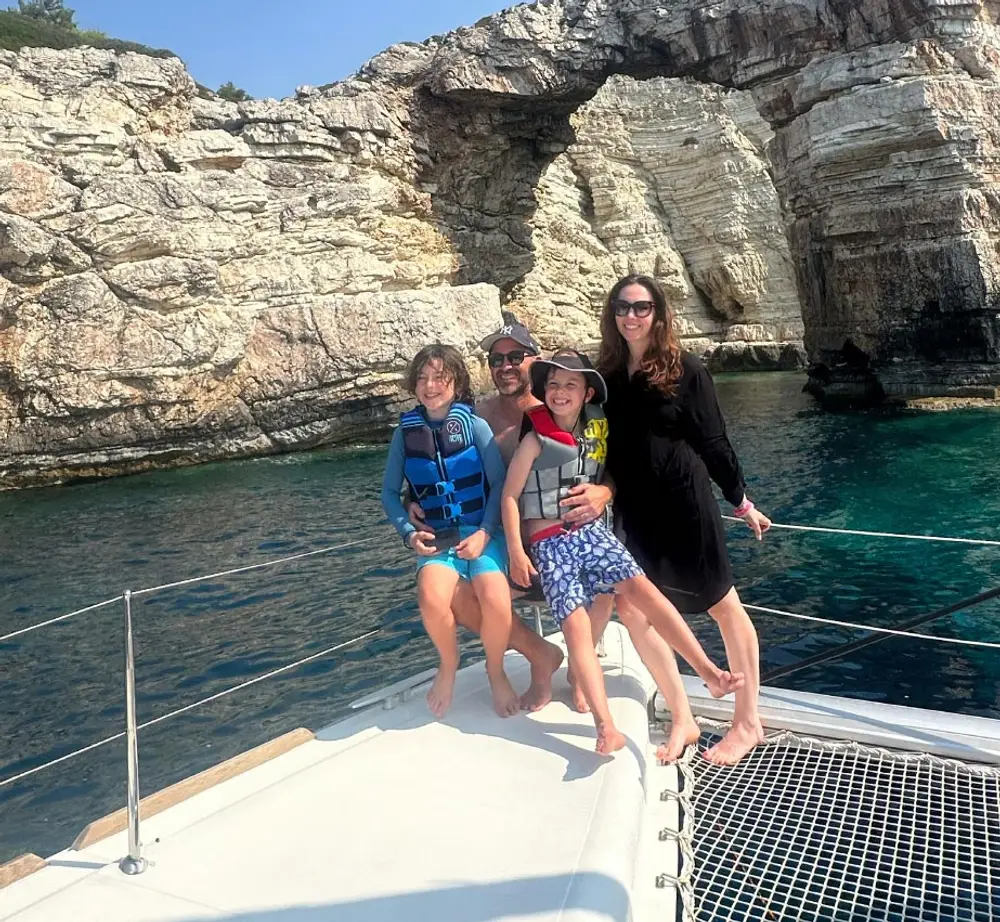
[3,1,1000,487]
[356,0,1000,399]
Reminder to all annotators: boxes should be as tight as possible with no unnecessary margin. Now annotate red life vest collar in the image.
[525,405,577,448]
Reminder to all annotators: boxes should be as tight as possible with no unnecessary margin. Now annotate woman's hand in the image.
[509,550,538,588]
[560,483,613,525]
[455,529,488,560]
[407,530,438,556]
[742,507,771,541]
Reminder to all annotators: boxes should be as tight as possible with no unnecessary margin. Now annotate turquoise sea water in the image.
[1,372,998,863]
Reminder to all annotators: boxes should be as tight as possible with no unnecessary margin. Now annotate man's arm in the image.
[454,416,506,560]
[502,432,541,587]
[473,416,507,537]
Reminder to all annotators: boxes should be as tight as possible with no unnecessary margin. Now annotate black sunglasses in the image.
[488,349,531,369]
[611,298,656,318]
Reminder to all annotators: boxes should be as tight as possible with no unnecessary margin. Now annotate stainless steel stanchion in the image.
[119,590,147,875]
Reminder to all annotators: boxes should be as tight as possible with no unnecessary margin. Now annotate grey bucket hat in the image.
[529,349,607,405]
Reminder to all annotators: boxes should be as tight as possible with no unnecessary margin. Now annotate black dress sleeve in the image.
[681,357,747,507]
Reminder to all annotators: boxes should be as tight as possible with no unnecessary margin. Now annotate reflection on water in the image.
[0,372,998,862]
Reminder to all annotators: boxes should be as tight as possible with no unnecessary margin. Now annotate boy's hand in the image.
[509,551,537,589]
[455,529,488,560]
[408,530,438,556]
[408,502,433,532]
[560,483,612,525]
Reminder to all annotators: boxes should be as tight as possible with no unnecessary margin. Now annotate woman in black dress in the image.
[598,274,772,765]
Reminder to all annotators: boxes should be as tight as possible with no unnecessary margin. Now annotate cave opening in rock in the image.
[413,69,804,372]
[407,0,1000,398]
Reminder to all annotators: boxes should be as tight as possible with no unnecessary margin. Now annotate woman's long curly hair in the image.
[405,343,475,405]
[597,274,683,396]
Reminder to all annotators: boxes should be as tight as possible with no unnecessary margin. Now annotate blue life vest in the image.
[400,403,487,528]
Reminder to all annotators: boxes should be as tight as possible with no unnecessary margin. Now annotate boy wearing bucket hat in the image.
[501,349,744,754]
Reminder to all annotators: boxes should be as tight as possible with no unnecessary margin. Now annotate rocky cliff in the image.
[2,0,1000,487]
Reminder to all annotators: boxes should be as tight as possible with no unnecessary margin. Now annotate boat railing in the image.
[0,518,998,877]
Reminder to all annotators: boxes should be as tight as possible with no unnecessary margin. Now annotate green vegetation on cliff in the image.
[1,2,253,99]
[216,80,252,102]
[0,5,176,57]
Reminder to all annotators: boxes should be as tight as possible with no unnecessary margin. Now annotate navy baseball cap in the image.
[479,320,541,355]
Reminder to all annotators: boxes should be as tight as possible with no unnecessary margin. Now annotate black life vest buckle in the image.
[430,480,456,497]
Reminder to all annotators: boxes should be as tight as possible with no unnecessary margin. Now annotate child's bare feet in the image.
[567,668,590,713]
[427,666,457,718]
[703,719,765,765]
[489,671,520,718]
[595,722,627,755]
[704,669,745,699]
[520,642,564,712]
[656,718,701,763]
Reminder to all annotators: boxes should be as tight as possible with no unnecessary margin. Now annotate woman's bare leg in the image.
[703,587,764,765]
[616,597,700,762]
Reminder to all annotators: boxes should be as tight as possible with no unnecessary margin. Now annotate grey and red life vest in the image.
[518,404,608,521]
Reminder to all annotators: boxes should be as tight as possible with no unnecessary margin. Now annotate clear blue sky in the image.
[68,0,516,99]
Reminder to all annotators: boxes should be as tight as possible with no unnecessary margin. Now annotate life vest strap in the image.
[411,472,483,499]
[425,497,485,521]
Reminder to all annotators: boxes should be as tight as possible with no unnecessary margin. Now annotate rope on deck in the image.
[661,720,1000,921]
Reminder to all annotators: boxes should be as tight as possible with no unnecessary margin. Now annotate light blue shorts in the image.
[416,527,509,582]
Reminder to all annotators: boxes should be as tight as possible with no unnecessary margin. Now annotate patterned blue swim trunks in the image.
[530,521,644,626]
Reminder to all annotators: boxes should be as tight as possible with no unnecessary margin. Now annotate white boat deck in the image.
[0,622,677,922]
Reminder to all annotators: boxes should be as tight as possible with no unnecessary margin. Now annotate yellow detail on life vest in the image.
[583,416,608,465]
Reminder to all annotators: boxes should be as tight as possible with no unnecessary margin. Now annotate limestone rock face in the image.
[769,40,1000,400]
[4,0,1000,486]
[509,76,803,358]
[0,47,495,487]
[396,0,1000,400]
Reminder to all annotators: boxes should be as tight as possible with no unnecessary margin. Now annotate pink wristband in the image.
[734,498,754,518]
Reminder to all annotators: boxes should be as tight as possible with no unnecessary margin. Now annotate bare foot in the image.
[703,720,765,765]
[704,669,746,699]
[489,671,520,718]
[519,642,564,712]
[567,669,590,713]
[595,722,627,755]
[655,719,701,763]
[427,666,457,718]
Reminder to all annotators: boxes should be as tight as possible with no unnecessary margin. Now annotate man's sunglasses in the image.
[611,298,655,318]
[488,349,532,368]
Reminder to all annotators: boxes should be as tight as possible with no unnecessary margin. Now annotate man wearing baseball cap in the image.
[409,314,614,711]
[476,317,544,466]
